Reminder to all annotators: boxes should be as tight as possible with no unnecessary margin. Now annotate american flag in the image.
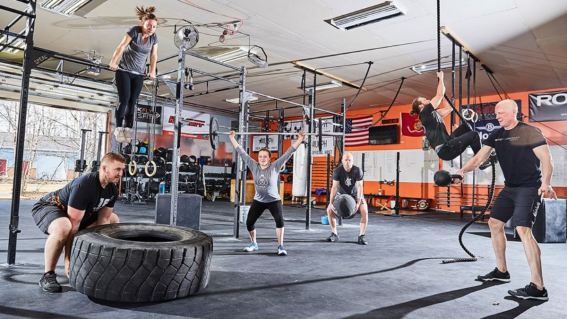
[345,116,373,146]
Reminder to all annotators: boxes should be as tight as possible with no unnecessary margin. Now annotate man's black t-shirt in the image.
[483,122,547,188]
[419,103,450,149]
[332,165,364,197]
[39,172,118,227]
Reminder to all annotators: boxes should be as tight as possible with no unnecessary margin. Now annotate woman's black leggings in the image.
[437,124,481,161]
[246,200,284,231]
[115,69,144,128]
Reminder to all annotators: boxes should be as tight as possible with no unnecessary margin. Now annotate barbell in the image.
[196,117,344,150]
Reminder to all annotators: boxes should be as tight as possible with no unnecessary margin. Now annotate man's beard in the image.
[104,171,115,184]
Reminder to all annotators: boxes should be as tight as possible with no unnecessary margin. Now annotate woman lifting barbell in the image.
[411,71,496,169]
[229,130,305,256]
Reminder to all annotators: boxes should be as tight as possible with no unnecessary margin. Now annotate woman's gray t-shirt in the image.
[119,26,158,74]
[235,146,296,203]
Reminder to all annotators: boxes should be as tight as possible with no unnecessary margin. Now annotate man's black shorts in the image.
[31,201,98,235]
[490,186,541,228]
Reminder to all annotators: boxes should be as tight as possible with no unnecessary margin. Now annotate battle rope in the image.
[442,160,497,263]
[436,0,495,263]
[366,77,406,128]
[346,61,373,111]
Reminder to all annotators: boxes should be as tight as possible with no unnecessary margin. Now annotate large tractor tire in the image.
[69,223,213,302]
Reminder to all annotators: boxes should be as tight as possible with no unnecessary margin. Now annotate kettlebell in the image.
[434,170,464,187]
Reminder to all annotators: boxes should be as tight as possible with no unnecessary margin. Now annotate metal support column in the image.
[95,131,108,171]
[233,66,247,239]
[169,49,186,226]
[277,108,284,158]
[78,129,91,177]
[305,84,315,230]
[8,0,37,265]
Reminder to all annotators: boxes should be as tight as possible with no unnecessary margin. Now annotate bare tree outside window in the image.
[0,100,108,197]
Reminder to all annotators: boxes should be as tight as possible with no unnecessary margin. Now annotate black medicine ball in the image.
[333,194,357,219]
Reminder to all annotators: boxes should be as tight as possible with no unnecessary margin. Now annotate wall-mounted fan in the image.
[174,24,199,51]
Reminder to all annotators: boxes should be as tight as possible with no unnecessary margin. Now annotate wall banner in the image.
[528,90,567,122]
[162,107,210,140]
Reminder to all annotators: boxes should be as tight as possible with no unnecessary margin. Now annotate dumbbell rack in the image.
[120,141,155,204]
[203,165,232,201]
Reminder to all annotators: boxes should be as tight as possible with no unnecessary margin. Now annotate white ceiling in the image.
[1,0,567,117]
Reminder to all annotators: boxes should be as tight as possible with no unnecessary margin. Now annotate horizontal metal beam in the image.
[246,90,310,109]
[0,4,35,18]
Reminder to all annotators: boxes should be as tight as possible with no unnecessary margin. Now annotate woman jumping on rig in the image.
[109,6,159,143]
[411,71,495,169]
[229,130,305,256]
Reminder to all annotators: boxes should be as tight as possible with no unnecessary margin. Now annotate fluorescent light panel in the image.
[410,60,468,74]
[225,96,258,104]
[210,47,249,63]
[0,37,26,54]
[41,0,92,17]
[302,80,342,91]
[327,1,404,31]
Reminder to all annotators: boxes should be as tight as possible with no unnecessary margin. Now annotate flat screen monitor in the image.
[369,124,398,145]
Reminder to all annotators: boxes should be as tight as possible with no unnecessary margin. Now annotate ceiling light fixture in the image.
[410,59,468,75]
[4,39,26,54]
[248,45,268,68]
[325,1,405,31]
[225,96,258,104]
[40,0,93,17]
[210,47,249,63]
[301,80,343,91]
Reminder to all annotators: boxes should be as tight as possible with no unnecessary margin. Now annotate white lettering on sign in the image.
[536,93,567,106]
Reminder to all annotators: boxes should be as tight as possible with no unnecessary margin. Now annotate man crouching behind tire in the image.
[32,152,125,292]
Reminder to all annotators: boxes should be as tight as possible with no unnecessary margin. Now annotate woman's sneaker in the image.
[39,271,61,292]
[477,267,511,282]
[243,243,258,252]
[278,245,287,256]
[113,127,124,143]
[508,282,549,301]
[122,127,132,143]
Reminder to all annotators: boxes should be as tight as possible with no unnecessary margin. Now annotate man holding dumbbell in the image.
[454,99,556,301]
[326,152,369,245]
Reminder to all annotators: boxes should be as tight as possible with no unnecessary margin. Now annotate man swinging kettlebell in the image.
[433,170,464,187]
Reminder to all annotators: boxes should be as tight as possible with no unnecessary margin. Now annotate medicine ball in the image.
[123,144,132,154]
[333,194,357,219]
[189,155,197,164]
[156,147,166,157]
[181,155,190,163]
[154,166,166,178]
[166,148,174,162]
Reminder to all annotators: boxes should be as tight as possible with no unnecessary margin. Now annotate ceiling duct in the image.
[325,1,405,31]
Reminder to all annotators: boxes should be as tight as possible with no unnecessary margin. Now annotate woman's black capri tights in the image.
[246,200,284,231]
[115,69,144,128]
